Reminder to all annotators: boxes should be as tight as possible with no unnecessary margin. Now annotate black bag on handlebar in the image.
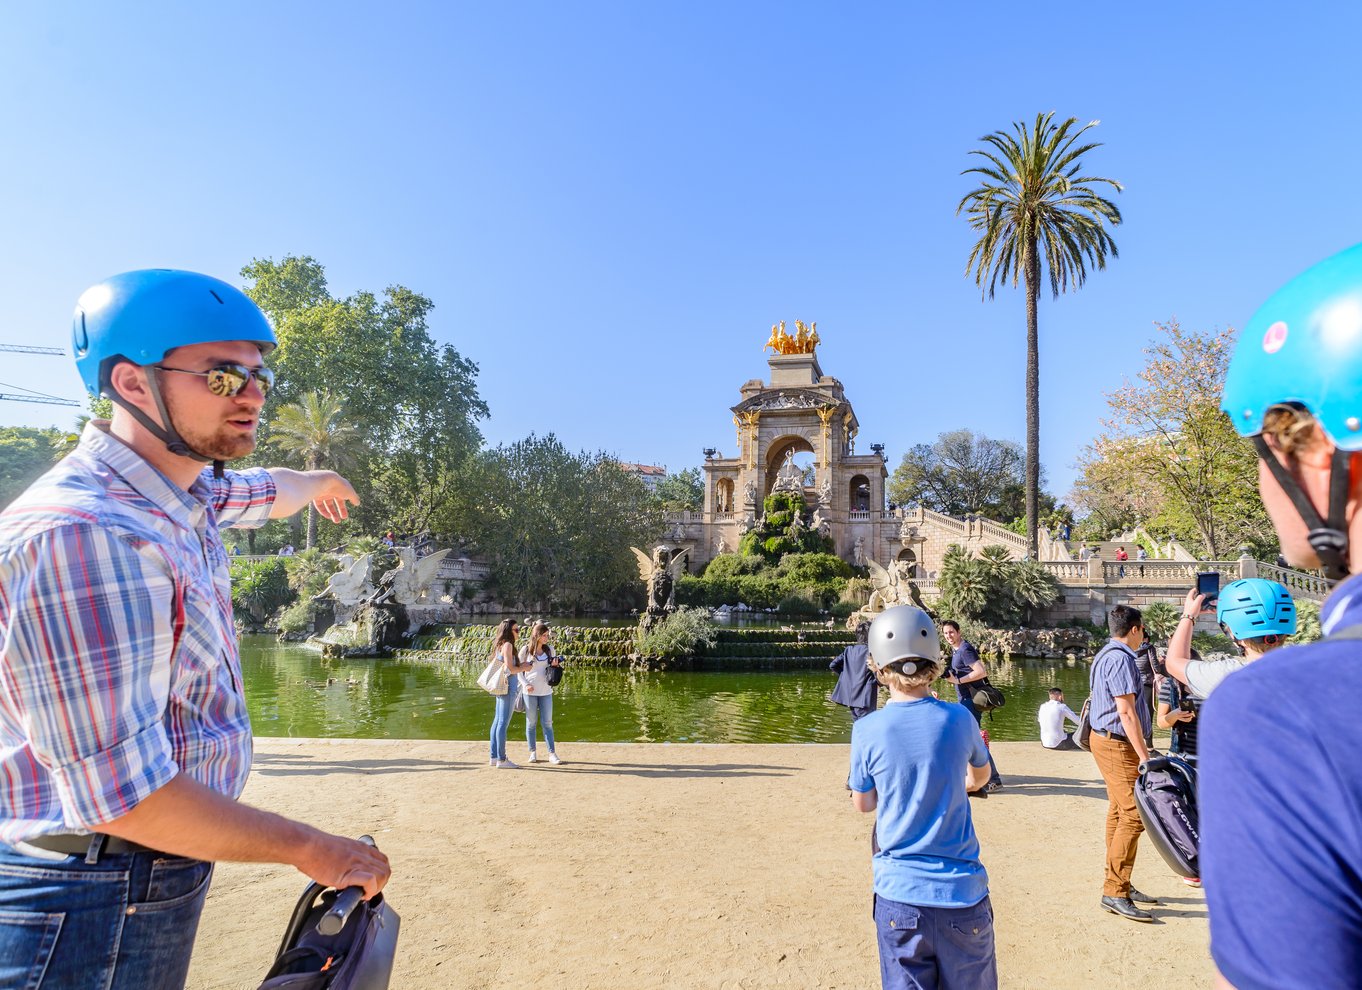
[258,840,400,990]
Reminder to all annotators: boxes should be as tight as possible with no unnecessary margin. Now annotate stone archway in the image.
[848,474,871,512]
[715,478,735,515]
[764,435,815,499]
[897,547,921,578]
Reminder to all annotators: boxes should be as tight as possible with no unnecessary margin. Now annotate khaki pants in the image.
[1091,733,1144,897]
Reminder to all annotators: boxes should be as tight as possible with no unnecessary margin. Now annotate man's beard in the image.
[162,395,257,462]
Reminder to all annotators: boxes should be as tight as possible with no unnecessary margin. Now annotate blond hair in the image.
[876,659,940,692]
[1262,404,1324,458]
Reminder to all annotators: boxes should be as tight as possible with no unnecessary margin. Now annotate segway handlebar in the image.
[316,834,378,937]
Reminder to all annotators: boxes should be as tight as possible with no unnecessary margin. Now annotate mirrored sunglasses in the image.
[155,363,275,398]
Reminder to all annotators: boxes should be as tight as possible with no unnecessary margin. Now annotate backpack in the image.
[970,679,1006,712]
[1074,698,1093,751]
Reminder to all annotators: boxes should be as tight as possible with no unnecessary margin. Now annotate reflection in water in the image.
[240,637,1095,744]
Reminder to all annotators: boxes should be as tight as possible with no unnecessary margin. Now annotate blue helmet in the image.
[1222,242,1362,449]
[1216,578,1297,640]
[72,269,276,398]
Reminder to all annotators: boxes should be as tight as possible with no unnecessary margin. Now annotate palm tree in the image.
[958,112,1122,559]
[271,390,365,548]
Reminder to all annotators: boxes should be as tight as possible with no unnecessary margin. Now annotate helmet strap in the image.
[108,369,218,471]
[1253,436,1350,581]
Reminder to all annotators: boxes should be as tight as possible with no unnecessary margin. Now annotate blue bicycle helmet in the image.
[71,269,276,469]
[1216,578,1297,640]
[73,269,276,398]
[1222,242,1362,579]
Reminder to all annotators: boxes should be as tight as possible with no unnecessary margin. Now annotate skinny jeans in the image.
[525,693,556,753]
[489,674,519,760]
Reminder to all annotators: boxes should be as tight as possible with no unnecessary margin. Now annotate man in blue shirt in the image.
[849,606,995,990]
[1206,242,1362,988]
[1088,605,1158,923]
[941,620,1003,792]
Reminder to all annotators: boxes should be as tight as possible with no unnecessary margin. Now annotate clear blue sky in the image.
[3,2,1360,499]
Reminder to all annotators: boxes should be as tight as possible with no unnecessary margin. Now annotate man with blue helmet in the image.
[1162,577,1296,698]
[1202,242,1362,990]
[0,270,390,989]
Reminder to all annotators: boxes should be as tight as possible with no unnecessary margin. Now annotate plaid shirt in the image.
[0,423,274,842]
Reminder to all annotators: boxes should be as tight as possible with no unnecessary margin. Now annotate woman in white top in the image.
[489,618,535,768]
[519,622,563,764]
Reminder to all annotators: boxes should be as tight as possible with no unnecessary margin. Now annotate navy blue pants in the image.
[874,894,998,990]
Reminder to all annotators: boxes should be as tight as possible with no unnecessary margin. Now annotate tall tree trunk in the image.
[1024,240,1041,560]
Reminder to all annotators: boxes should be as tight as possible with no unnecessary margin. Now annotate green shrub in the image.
[277,599,316,634]
[766,510,793,529]
[1141,601,1181,643]
[284,547,339,598]
[830,601,857,619]
[1192,631,1238,655]
[231,557,292,623]
[635,607,718,658]
[703,553,765,580]
[776,552,853,583]
[1294,599,1322,644]
[777,592,822,616]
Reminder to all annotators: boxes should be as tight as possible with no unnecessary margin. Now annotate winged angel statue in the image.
[631,545,690,628]
[372,547,452,606]
[865,558,929,614]
[317,552,376,606]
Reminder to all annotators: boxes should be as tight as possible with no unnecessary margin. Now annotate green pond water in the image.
[240,635,1095,745]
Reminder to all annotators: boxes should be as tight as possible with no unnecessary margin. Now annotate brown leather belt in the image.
[11,833,158,863]
[1095,729,1130,744]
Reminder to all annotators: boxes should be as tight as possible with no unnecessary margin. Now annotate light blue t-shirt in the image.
[849,697,991,908]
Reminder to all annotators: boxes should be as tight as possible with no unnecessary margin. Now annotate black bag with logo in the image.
[1134,753,1199,878]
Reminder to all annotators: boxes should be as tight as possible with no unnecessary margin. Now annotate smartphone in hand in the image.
[1195,570,1220,606]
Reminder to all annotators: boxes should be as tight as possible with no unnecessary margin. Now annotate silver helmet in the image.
[868,605,939,675]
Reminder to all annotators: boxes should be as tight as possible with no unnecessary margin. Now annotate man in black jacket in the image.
[830,621,878,719]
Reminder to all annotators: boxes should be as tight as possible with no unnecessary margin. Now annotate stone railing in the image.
[1257,562,1332,602]
[662,510,705,525]
[1040,561,1088,581]
[1103,560,1239,585]
[437,556,490,582]
[848,510,872,521]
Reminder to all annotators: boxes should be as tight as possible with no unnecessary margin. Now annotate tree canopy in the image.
[435,434,663,609]
[887,428,1049,523]
[0,427,63,508]
[240,256,488,536]
[653,467,703,511]
[1071,320,1275,558]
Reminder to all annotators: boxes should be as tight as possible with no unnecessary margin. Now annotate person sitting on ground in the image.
[829,621,878,720]
[1162,579,1296,698]
[1038,687,1082,750]
[849,605,997,990]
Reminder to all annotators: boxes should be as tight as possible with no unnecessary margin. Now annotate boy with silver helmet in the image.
[1203,242,1362,989]
[849,606,997,990]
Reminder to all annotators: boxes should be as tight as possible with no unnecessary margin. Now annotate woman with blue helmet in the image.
[1199,243,1362,990]
[1162,578,1296,700]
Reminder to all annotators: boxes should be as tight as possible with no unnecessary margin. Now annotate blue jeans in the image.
[958,698,1002,786]
[0,842,213,990]
[525,693,556,753]
[490,674,519,760]
[874,894,997,990]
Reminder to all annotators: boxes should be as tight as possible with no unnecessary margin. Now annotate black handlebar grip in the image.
[317,886,365,936]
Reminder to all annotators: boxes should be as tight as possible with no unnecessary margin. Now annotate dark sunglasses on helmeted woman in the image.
[154,363,276,398]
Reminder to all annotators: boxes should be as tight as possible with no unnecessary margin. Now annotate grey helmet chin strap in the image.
[108,369,226,479]
[1253,436,1351,582]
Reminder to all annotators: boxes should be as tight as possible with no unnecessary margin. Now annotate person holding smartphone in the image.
[1163,579,1296,699]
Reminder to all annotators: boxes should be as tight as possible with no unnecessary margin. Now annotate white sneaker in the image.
[548,753,562,765]
[528,752,538,764]
[495,758,519,769]
[488,758,496,767]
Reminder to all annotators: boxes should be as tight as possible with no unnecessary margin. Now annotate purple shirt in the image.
[1087,639,1151,737]
[0,423,275,841]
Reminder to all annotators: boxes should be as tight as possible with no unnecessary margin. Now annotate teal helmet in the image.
[73,269,276,398]
[1222,242,1362,449]
[1222,243,1362,580]
[71,269,276,470]
[1216,578,1297,640]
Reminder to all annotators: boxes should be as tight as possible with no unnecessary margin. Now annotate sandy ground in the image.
[187,739,1210,990]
